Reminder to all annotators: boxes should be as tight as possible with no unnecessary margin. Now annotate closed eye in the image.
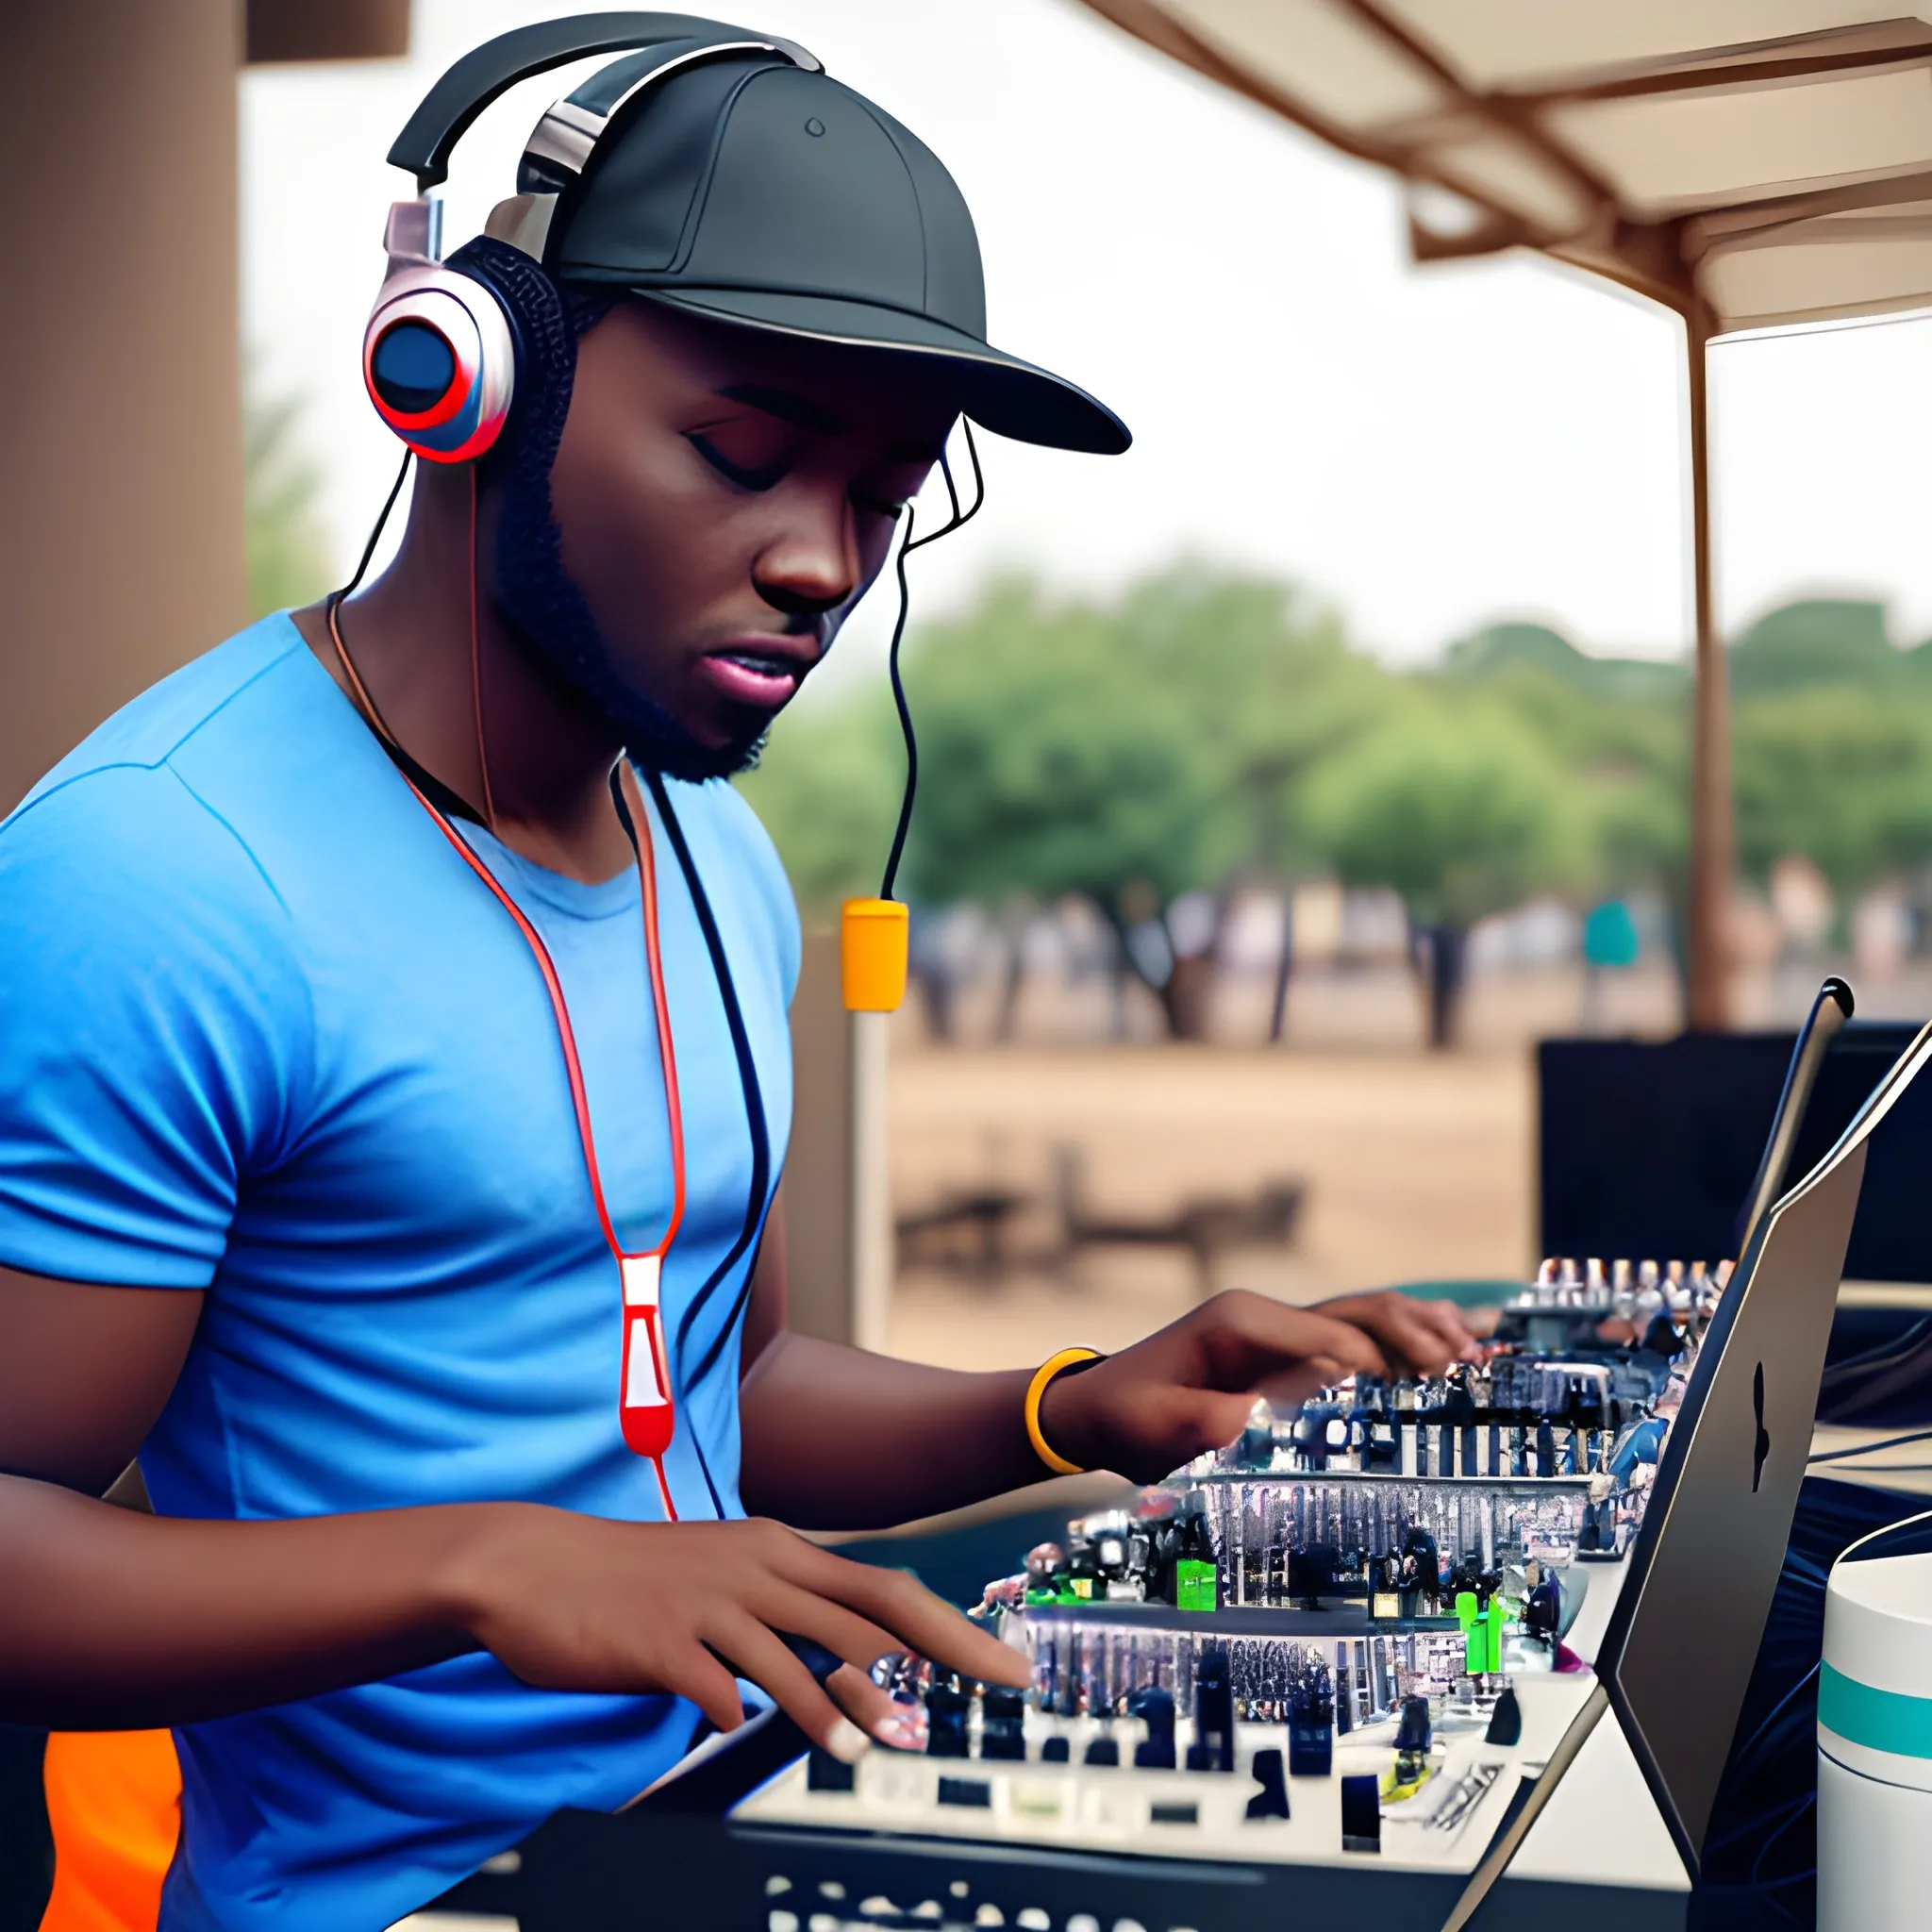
[687,431,789,493]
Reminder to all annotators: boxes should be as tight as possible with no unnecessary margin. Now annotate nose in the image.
[752,483,858,620]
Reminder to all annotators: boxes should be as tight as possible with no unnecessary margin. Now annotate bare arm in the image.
[738,1186,1480,1532]
[0,1263,1021,1740]
[733,1193,1035,1526]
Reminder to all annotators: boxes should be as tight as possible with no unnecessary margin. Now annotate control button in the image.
[1010,1780,1063,1820]
[1150,1801,1198,1824]
[1245,1747,1291,1821]
[1341,1773,1382,1854]
[925,1678,971,1758]
[1128,1686,1176,1770]
[938,1776,992,1808]
[981,1685,1026,1760]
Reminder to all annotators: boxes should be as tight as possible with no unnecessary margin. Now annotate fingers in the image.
[708,1610,871,1762]
[796,1553,1029,1690]
[670,1643,756,1738]
[757,1580,903,1680]
[1182,1389,1268,1458]
[1204,1294,1391,1386]
[1396,1297,1479,1369]
[826,1661,922,1749]
[1307,1291,1474,1375]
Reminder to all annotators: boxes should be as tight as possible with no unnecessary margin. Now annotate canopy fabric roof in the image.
[1081,0,1932,336]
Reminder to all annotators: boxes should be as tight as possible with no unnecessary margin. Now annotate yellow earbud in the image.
[841,898,908,1011]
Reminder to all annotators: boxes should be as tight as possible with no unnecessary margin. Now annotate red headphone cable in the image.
[325,595,686,1520]
[466,466,498,833]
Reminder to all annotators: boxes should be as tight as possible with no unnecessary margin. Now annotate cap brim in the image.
[631,285,1131,456]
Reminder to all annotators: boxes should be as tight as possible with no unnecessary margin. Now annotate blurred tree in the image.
[733,692,902,914]
[1733,685,1932,900]
[244,373,332,618]
[907,571,1380,1035]
[1729,598,1905,700]
[902,576,1235,1035]
[1302,701,1577,1045]
[742,568,1378,1037]
[741,574,1932,1046]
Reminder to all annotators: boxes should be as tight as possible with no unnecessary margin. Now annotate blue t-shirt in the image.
[0,614,798,1931]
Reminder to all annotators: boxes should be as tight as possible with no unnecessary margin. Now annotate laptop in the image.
[1446,994,1932,1926]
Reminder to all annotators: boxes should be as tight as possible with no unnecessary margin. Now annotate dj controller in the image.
[423,1259,1726,1932]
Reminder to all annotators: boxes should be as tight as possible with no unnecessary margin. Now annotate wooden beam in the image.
[1507,27,1932,107]
[1683,314,1732,1031]
[1333,0,1622,215]
[1683,168,1932,256]
[245,0,408,65]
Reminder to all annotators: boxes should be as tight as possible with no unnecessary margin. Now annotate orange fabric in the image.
[39,1730,180,1932]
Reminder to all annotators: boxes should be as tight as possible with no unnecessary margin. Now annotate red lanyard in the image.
[327,609,687,1518]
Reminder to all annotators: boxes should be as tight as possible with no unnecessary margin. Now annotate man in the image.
[0,23,1474,1931]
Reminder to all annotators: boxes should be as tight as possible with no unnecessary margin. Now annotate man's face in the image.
[537,299,957,757]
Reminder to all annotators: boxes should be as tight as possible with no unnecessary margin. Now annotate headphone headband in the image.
[389,12,730,190]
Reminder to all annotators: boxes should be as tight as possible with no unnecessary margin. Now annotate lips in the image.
[693,636,819,711]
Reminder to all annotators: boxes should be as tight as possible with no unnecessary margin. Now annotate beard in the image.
[491,457,770,782]
[452,242,768,783]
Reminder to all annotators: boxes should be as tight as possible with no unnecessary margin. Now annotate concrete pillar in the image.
[786,929,893,1353]
[0,3,247,809]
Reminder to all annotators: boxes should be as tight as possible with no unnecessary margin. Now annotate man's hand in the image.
[450,1509,1024,1759]
[1036,1288,1478,1485]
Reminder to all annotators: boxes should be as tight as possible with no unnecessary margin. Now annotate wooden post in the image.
[0,4,247,811]
[1684,312,1733,1032]
[0,2,411,814]
[784,929,892,1352]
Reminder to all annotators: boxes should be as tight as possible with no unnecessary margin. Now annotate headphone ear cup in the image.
[363,268,516,463]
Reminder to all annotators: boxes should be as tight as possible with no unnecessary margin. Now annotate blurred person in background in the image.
[0,21,1474,1931]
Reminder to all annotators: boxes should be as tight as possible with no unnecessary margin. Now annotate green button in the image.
[1176,1560,1218,1613]
[1820,1661,1932,1758]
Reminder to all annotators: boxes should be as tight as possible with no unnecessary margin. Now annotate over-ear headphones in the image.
[362,14,819,463]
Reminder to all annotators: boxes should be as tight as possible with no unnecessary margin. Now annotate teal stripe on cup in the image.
[1820,1661,1932,1758]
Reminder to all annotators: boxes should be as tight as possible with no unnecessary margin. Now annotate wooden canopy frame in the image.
[1081,2,1932,1026]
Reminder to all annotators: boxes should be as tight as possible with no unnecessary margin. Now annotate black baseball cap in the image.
[542,39,1130,456]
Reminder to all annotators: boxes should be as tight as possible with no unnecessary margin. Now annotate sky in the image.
[242,0,1932,702]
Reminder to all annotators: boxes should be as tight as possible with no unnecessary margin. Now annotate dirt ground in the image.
[883,1043,1536,1373]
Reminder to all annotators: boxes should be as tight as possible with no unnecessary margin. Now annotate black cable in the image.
[1808,1425,1932,1465]
[1748,1790,1815,1887]
[641,770,772,1520]
[646,423,988,1504]
[878,421,984,901]
[1725,1659,1819,1775]
[1820,1315,1932,1383]
[337,449,413,603]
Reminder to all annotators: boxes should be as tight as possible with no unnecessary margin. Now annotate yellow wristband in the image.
[1024,1347,1104,1475]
